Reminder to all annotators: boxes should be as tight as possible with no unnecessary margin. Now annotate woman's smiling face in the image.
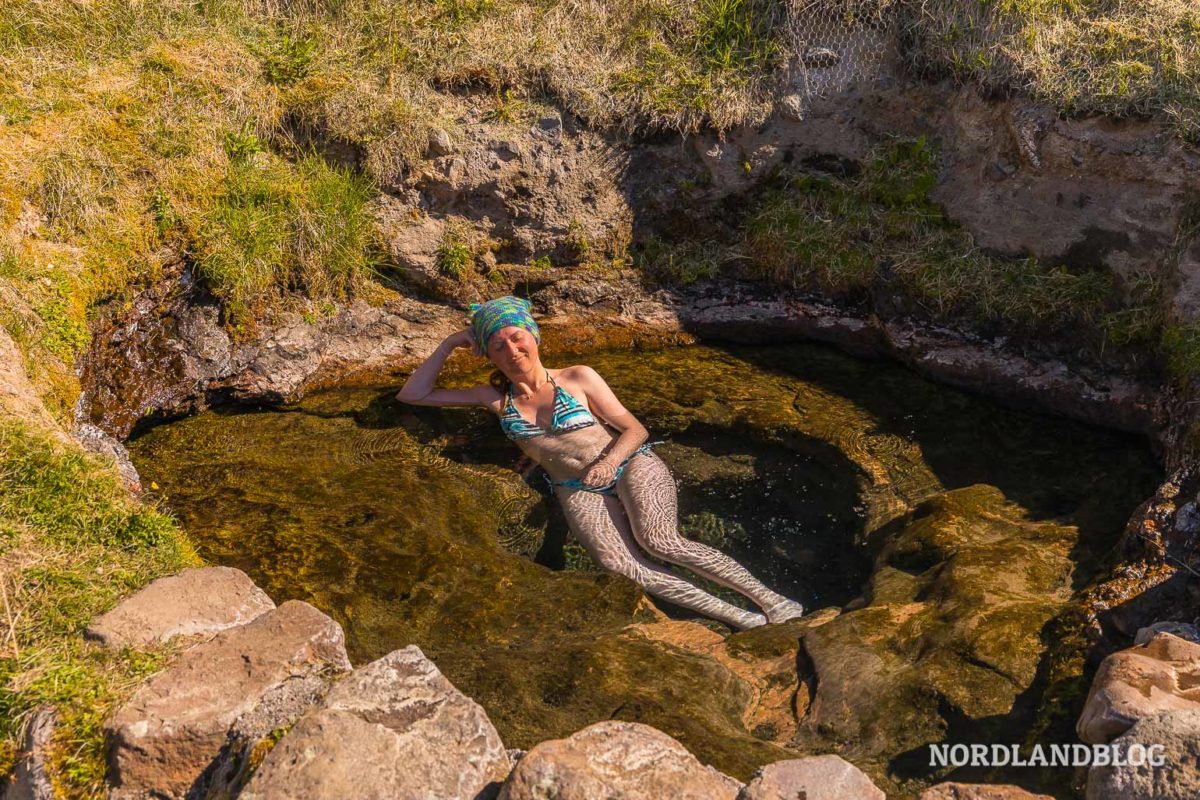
[486,325,538,372]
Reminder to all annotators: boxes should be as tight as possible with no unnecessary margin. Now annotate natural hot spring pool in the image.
[128,341,1161,792]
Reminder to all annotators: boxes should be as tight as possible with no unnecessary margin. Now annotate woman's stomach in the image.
[515,426,617,481]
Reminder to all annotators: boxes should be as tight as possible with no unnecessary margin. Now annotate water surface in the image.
[129,342,1160,781]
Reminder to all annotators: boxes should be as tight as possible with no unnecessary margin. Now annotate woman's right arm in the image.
[397,329,497,408]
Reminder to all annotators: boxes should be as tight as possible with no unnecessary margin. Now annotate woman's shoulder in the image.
[554,364,599,382]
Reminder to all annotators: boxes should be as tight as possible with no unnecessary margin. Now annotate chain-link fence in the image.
[785,0,896,103]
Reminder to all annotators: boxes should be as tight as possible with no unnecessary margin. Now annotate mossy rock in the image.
[795,485,1081,789]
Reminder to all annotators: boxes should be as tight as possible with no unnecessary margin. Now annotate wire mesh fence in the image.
[784,0,896,106]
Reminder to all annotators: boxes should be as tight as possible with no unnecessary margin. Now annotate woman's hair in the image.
[488,369,510,396]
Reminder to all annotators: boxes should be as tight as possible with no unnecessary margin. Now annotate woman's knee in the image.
[637,529,701,563]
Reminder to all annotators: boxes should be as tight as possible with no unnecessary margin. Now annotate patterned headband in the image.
[467,295,541,352]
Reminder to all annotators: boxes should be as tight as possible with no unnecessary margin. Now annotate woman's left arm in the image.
[571,365,650,486]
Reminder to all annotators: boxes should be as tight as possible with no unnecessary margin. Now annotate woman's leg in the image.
[555,485,767,630]
[615,450,805,623]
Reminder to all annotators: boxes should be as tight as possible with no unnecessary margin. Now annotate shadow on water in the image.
[726,344,1160,587]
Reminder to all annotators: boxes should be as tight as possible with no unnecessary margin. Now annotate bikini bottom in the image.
[544,440,665,497]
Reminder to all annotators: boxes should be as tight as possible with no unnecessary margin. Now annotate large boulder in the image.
[1076,632,1200,744]
[498,720,742,800]
[737,755,885,800]
[85,566,274,649]
[1134,621,1200,646]
[920,783,1054,799]
[795,486,1082,762]
[240,645,511,800]
[1086,710,1200,800]
[105,600,351,800]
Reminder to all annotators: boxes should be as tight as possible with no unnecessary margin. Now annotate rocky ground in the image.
[18,566,1181,800]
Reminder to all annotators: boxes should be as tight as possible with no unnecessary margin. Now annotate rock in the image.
[920,783,1054,799]
[498,720,742,800]
[778,94,805,121]
[85,566,275,649]
[1086,710,1200,800]
[241,645,510,800]
[3,707,56,800]
[105,600,351,800]
[73,423,141,491]
[1134,620,1200,645]
[428,127,454,156]
[376,210,446,290]
[737,755,884,800]
[1076,632,1200,744]
[627,615,836,744]
[794,486,1084,761]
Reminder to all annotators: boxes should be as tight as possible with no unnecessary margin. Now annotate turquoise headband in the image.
[468,296,540,352]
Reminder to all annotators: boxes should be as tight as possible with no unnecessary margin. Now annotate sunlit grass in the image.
[0,420,198,796]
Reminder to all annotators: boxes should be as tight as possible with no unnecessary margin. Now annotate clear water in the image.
[128,342,1161,783]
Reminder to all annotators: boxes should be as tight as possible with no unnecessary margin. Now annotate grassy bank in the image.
[0,420,198,794]
[638,135,1192,370]
[898,0,1200,142]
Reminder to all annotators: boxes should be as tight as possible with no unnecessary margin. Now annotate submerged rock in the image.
[498,720,742,800]
[794,486,1081,773]
[105,601,351,800]
[85,566,274,649]
[241,645,510,800]
[737,755,884,800]
[1077,632,1200,744]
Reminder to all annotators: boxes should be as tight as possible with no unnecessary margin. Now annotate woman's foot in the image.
[727,609,769,630]
[764,599,805,624]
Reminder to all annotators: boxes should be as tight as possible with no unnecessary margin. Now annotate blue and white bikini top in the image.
[499,370,598,441]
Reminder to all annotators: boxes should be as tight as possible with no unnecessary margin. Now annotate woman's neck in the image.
[508,361,548,397]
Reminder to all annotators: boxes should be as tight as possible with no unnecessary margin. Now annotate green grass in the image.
[0,420,198,796]
[191,152,378,327]
[436,223,475,279]
[634,137,1169,355]
[898,0,1200,140]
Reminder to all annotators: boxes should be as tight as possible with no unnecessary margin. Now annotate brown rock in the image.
[85,566,275,649]
[1134,621,1200,646]
[1077,632,1200,744]
[920,783,1055,799]
[240,645,510,800]
[105,600,351,800]
[738,756,885,800]
[1086,710,1200,800]
[498,720,742,800]
[628,611,838,744]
